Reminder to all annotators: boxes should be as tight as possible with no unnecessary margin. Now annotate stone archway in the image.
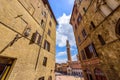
[94,68,107,80]
[85,69,93,80]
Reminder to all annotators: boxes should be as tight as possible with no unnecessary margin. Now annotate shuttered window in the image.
[37,34,42,45]
[30,31,38,44]
[44,40,50,52]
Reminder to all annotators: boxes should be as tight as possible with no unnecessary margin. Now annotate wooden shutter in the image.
[30,31,38,44]
[37,34,42,45]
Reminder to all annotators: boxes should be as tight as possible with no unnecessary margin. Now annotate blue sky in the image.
[48,0,78,63]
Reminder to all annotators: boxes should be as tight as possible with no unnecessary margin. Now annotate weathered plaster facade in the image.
[70,0,120,80]
[0,0,57,80]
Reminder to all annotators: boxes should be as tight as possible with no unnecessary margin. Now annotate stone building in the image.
[0,0,57,80]
[70,0,120,80]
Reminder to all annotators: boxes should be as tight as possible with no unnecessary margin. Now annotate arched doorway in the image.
[85,70,93,80]
[94,68,107,80]
[48,76,52,80]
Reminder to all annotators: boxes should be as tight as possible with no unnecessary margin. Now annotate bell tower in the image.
[66,40,72,63]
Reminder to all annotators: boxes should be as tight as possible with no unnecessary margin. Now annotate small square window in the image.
[44,40,50,52]
[41,19,45,27]
[42,11,46,17]
[82,29,87,38]
[43,57,47,66]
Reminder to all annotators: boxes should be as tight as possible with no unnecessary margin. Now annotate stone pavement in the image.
[56,75,84,80]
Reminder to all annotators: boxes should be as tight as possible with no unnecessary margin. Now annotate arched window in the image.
[115,18,120,37]
[98,35,106,45]
[94,68,107,80]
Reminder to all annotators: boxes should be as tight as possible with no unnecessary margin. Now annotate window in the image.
[44,40,50,51]
[42,11,46,17]
[85,44,94,59]
[77,14,82,24]
[48,29,51,36]
[82,29,87,38]
[78,36,81,43]
[89,43,98,57]
[30,31,42,45]
[98,35,106,45]
[115,18,120,36]
[41,19,45,27]
[0,56,16,80]
[39,77,44,80]
[37,34,42,45]
[91,21,95,28]
[30,31,38,44]
[49,21,52,27]
[81,50,87,60]
[83,7,87,13]
[43,57,47,66]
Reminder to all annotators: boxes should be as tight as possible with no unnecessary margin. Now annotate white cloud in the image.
[56,13,76,47]
[56,58,67,63]
[72,54,77,61]
[57,51,66,57]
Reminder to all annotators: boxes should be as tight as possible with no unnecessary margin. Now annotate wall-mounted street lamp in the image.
[23,27,31,37]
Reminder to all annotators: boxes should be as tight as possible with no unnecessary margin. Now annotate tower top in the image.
[66,40,70,48]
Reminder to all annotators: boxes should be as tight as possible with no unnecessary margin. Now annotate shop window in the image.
[0,56,16,80]
[115,18,120,37]
[43,57,47,66]
[98,35,106,45]
[44,40,50,52]
[82,29,87,38]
